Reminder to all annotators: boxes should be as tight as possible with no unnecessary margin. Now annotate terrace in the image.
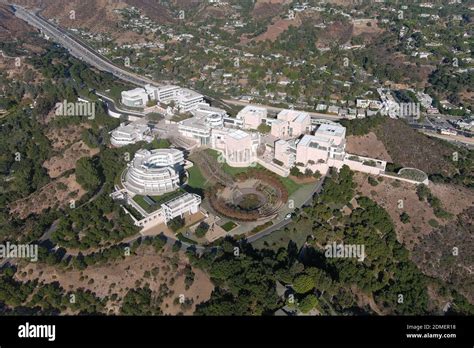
[131,188,187,215]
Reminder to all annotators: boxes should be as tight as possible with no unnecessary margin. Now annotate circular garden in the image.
[206,169,289,221]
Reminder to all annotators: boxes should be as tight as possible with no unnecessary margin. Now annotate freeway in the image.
[8,4,330,249]
[11,4,350,123]
[12,4,158,88]
[11,5,239,114]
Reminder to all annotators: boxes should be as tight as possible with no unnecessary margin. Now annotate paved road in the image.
[419,130,474,149]
[12,4,159,88]
[12,4,217,113]
[8,4,328,250]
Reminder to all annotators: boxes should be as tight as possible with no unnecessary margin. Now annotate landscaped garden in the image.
[195,148,303,195]
[186,165,209,190]
[132,188,186,213]
[206,168,288,222]
[221,221,237,232]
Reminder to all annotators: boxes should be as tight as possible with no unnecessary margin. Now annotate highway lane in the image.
[12,3,215,111]
[14,4,445,252]
[12,4,159,88]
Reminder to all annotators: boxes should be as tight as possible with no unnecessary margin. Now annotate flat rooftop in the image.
[227,128,250,140]
[316,124,345,138]
[178,88,204,101]
[122,87,146,96]
[194,103,226,114]
[298,134,331,148]
[180,116,210,130]
[238,105,267,115]
[114,123,149,135]
[278,109,310,123]
[164,193,198,210]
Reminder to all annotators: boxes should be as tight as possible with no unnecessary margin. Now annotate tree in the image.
[257,123,271,134]
[195,222,209,238]
[416,184,430,201]
[290,166,301,177]
[293,274,315,294]
[368,176,379,186]
[400,212,410,224]
[168,216,185,232]
[75,157,101,191]
[306,267,334,294]
[120,287,161,315]
[299,294,319,313]
[149,138,171,149]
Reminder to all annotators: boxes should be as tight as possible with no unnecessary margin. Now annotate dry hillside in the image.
[374,118,458,177]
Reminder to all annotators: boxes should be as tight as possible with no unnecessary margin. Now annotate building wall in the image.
[121,89,148,108]
[107,109,122,118]
[256,158,290,177]
[162,193,202,221]
[224,134,255,167]
[236,106,267,130]
[274,141,293,168]
[271,121,287,138]
[179,96,204,112]
[210,129,259,167]
[295,145,328,166]
[290,116,311,136]
[243,113,263,130]
[123,149,185,195]
[178,125,211,144]
[135,208,166,229]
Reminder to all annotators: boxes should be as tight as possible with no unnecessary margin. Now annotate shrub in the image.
[273,158,284,166]
[428,219,439,228]
[400,212,410,224]
[195,222,209,238]
[368,176,379,186]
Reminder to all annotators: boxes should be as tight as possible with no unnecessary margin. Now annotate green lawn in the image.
[187,165,209,190]
[102,85,129,103]
[221,221,237,232]
[205,149,248,176]
[205,149,302,194]
[222,164,248,177]
[132,195,152,212]
[132,189,186,213]
[252,219,310,251]
[171,113,193,122]
[279,177,302,196]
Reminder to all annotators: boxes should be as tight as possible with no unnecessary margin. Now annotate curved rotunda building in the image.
[123,148,185,195]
